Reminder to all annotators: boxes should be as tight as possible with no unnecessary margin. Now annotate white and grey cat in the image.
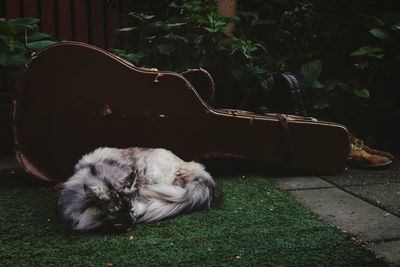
[59,147,216,231]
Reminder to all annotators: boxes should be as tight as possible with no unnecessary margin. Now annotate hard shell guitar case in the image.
[13,42,351,184]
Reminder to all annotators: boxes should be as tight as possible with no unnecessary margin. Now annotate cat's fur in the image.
[58,147,216,231]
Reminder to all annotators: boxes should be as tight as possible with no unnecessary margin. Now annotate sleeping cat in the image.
[58,147,216,231]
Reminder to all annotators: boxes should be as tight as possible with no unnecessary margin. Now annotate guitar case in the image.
[13,41,350,183]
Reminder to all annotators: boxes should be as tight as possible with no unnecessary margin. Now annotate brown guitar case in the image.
[13,41,350,184]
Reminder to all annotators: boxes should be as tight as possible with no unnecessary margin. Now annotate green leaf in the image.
[168,2,181,8]
[128,12,155,21]
[369,28,392,41]
[214,21,227,28]
[311,80,324,89]
[27,32,53,42]
[354,62,370,69]
[156,43,176,55]
[369,53,384,59]
[109,48,126,55]
[175,35,189,43]
[26,40,56,51]
[350,45,384,57]
[391,23,400,33]
[8,17,40,26]
[0,53,27,67]
[142,35,157,41]
[116,27,138,33]
[3,39,26,54]
[166,23,186,28]
[125,53,144,65]
[13,24,34,34]
[194,35,204,45]
[324,80,338,92]
[300,60,321,83]
[353,88,370,98]
[203,26,219,33]
[0,20,15,35]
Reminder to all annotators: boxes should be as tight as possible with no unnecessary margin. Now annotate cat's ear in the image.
[122,170,137,189]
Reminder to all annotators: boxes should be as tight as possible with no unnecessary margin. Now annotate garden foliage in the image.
[111,0,400,132]
[0,17,56,91]
[111,0,272,107]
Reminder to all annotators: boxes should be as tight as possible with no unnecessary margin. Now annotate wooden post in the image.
[217,0,237,36]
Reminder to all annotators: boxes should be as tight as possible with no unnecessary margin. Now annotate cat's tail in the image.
[134,167,216,223]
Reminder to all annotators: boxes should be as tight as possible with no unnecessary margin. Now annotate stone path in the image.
[270,162,400,266]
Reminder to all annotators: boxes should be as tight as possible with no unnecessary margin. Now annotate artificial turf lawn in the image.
[0,171,386,266]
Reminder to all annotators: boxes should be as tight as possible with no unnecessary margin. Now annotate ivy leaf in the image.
[300,60,322,83]
[353,88,370,98]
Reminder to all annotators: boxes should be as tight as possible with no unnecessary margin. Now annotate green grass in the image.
[0,172,386,267]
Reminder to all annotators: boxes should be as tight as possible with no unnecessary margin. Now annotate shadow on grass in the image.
[203,158,322,178]
[0,169,52,188]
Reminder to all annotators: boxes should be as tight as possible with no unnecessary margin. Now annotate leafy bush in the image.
[0,17,56,91]
[110,0,400,149]
[111,0,274,107]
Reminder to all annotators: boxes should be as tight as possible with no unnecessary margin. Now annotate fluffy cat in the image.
[58,147,216,231]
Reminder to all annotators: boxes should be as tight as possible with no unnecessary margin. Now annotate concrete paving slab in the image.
[324,159,400,186]
[344,183,400,217]
[289,188,400,242]
[369,241,400,266]
[269,176,334,190]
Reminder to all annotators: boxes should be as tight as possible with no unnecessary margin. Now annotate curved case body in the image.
[13,42,350,183]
